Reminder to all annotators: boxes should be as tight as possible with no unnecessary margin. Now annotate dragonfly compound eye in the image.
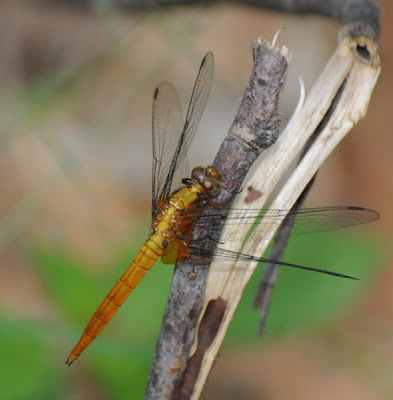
[206,166,220,181]
[202,177,221,197]
[191,166,206,182]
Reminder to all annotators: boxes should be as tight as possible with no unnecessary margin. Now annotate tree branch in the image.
[46,0,382,44]
[145,38,290,400]
[231,0,381,40]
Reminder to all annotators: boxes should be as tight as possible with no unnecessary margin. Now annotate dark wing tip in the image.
[201,51,214,68]
[347,205,379,213]
[347,206,381,221]
[335,273,359,280]
[153,87,159,100]
[347,206,363,210]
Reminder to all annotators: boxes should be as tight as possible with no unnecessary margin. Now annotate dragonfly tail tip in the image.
[65,353,77,366]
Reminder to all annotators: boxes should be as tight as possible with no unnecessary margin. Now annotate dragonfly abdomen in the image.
[65,234,164,366]
[67,175,218,365]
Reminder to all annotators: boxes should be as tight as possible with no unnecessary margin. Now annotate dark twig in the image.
[46,0,381,44]
[254,175,314,334]
[230,0,381,40]
[144,39,290,400]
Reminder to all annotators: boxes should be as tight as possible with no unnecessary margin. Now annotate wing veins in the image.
[191,206,379,240]
[151,52,214,216]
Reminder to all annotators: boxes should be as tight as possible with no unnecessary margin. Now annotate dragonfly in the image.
[66,52,379,366]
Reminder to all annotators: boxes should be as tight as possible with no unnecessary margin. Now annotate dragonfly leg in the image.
[208,194,236,208]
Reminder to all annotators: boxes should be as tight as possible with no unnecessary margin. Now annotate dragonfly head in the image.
[184,166,221,198]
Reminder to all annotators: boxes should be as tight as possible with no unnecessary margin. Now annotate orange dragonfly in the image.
[66,52,379,365]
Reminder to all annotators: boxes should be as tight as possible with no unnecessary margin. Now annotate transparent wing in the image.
[151,52,214,216]
[187,206,380,242]
[152,81,184,213]
[187,245,358,279]
[166,206,379,279]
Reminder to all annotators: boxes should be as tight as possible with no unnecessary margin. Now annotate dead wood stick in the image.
[188,27,380,400]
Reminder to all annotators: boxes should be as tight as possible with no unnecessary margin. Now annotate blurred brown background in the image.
[0,1,392,399]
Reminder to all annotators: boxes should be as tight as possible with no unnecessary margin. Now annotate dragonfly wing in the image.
[151,52,214,216]
[167,206,379,276]
[177,52,214,171]
[161,241,192,265]
[152,82,185,213]
[187,243,358,279]
[192,206,380,242]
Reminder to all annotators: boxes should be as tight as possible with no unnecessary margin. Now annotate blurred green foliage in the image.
[0,230,380,399]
